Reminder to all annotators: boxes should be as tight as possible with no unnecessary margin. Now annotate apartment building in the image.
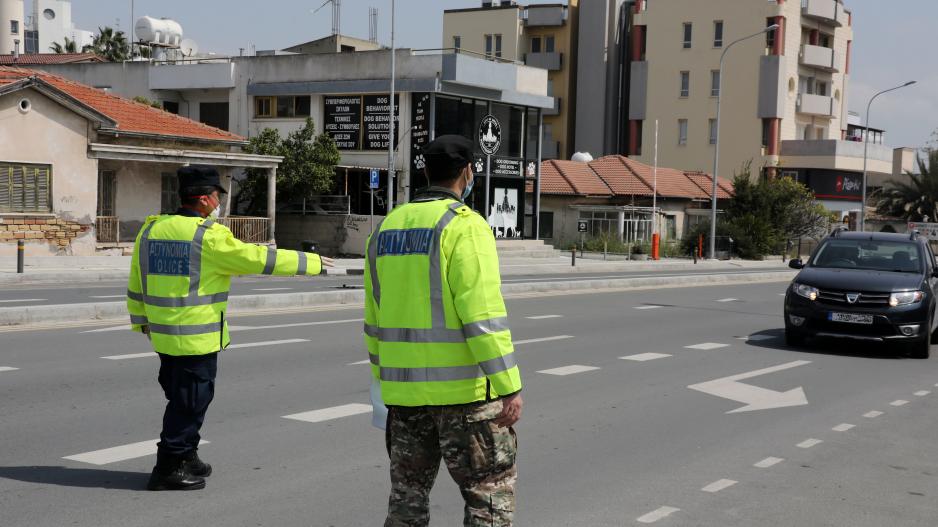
[442,1,578,161]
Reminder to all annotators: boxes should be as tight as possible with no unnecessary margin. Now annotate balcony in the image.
[801,0,845,27]
[780,140,894,175]
[543,96,561,116]
[525,51,562,71]
[800,44,839,72]
[524,5,566,27]
[797,93,835,117]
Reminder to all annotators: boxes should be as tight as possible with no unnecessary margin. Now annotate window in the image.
[495,34,502,58]
[255,96,273,118]
[0,163,51,213]
[24,30,38,53]
[97,171,116,217]
[10,20,18,35]
[295,96,311,117]
[710,70,720,97]
[162,101,179,114]
[678,119,688,145]
[538,211,554,239]
[765,18,777,49]
[200,102,229,131]
[276,97,294,118]
[762,119,771,148]
[530,36,541,53]
[453,35,461,50]
[682,23,692,48]
[709,119,718,145]
[161,173,180,214]
[819,33,831,48]
[679,71,690,97]
[545,35,555,53]
[816,81,828,97]
[713,21,723,47]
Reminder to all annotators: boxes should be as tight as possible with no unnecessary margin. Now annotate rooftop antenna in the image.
[368,7,378,43]
[313,0,341,36]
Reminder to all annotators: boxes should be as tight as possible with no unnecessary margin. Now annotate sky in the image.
[65,0,938,151]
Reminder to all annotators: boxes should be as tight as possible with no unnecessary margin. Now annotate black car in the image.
[784,229,938,358]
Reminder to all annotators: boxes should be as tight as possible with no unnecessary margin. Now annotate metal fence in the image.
[279,195,351,216]
[95,216,119,243]
[219,216,269,244]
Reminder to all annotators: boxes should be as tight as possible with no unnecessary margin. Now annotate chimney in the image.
[13,39,19,63]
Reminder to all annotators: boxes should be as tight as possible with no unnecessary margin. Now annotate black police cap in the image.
[177,165,227,194]
[423,135,474,171]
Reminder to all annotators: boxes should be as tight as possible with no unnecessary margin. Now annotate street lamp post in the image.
[859,80,916,231]
[709,24,779,260]
[387,0,397,212]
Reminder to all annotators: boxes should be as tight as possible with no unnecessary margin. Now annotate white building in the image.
[24,0,93,54]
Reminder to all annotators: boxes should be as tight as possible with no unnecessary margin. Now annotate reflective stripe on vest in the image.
[379,351,518,382]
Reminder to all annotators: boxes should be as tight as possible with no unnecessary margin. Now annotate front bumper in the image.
[785,288,929,342]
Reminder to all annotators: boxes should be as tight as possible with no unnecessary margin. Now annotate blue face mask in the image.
[462,174,475,201]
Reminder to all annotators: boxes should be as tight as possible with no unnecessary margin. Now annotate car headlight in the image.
[793,283,819,301]
[889,291,925,307]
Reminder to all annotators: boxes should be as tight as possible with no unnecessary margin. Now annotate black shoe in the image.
[182,450,212,478]
[147,452,206,491]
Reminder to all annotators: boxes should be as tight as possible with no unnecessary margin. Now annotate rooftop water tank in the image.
[134,16,182,47]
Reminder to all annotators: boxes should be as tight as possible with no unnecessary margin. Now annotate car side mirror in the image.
[788,259,804,270]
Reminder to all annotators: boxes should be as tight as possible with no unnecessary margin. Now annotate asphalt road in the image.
[2,280,937,526]
[0,267,788,307]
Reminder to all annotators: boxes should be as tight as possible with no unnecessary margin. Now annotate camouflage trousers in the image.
[384,400,518,527]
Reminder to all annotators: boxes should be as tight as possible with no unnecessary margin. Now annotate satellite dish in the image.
[180,38,199,57]
[571,152,594,163]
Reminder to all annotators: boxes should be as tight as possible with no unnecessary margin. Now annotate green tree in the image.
[875,150,938,223]
[50,37,78,54]
[85,27,130,62]
[236,118,341,215]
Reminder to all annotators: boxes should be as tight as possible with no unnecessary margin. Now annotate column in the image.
[617,211,625,242]
[267,166,277,245]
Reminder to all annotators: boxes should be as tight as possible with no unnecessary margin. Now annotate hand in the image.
[320,256,335,268]
[493,392,523,428]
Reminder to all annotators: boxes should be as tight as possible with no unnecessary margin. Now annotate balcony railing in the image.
[801,0,845,27]
[544,96,561,116]
[800,44,839,72]
[218,216,269,244]
[96,216,119,243]
[525,52,562,71]
[524,5,566,27]
[797,93,835,117]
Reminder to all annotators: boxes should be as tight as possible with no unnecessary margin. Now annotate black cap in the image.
[177,165,227,195]
[423,135,474,174]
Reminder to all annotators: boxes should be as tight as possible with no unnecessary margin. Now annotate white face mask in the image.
[209,205,221,220]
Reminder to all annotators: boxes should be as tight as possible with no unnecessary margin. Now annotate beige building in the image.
[625,0,900,217]
[443,1,577,160]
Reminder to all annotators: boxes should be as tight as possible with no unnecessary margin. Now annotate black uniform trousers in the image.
[156,352,218,456]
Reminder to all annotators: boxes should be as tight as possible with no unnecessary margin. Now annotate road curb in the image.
[0,270,795,327]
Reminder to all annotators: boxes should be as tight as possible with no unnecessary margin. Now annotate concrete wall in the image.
[0,87,97,255]
[275,213,377,256]
[442,6,524,60]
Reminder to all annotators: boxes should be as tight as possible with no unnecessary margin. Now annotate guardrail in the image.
[219,216,269,243]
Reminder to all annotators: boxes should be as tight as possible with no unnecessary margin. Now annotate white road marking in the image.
[64,439,208,466]
[687,360,811,413]
[915,390,931,397]
[863,410,883,418]
[778,293,786,296]
[701,479,737,493]
[832,423,855,432]
[754,457,784,468]
[236,319,362,331]
[227,339,309,350]
[89,295,126,299]
[537,365,600,376]
[637,506,680,524]
[633,305,663,310]
[526,315,563,320]
[890,400,909,407]
[283,403,371,423]
[82,324,254,334]
[251,287,294,292]
[620,353,672,362]
[716,298,738,303]
[0,298,46,303]
[685,342,729,350]
[101,352,155,360]
[348,359,371,365]
[797,438,823,449]
[0,366,19,372]
[514,335,574,346]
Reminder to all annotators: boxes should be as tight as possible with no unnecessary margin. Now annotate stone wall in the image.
[0,216,93,253]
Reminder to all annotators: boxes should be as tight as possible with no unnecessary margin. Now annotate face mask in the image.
[209,205,221,220]
[461,173,475,201]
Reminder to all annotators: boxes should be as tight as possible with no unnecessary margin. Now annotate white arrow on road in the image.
[688,360,811,413]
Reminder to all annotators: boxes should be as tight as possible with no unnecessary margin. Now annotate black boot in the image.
[147,451,206,491]
[182,449,212,478]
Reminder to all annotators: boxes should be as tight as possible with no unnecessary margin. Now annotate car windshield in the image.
[811,239,923,273]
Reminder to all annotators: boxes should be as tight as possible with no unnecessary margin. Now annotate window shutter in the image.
[0,165,10,212]
[11,166,25,211]
[0,163,52,213]
[35,167,50,212]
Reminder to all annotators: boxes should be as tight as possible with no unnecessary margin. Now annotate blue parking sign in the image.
[369,169,380,189]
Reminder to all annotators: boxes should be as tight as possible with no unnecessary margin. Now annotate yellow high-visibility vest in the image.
[127,214,322,356]
[364,197,523,406]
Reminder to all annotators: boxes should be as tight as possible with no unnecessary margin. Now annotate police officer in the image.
[364,136,524,526]
[128,165,333,491]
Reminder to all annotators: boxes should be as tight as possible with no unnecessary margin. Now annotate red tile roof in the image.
[0,53,104,65]
[0,66,245,143]
[539,155,733,200]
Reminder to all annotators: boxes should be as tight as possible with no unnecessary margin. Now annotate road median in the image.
[0,270,795,328]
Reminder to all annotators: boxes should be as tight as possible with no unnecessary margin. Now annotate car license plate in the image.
[829,312,874,325]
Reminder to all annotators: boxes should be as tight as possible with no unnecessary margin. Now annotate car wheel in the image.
[785,327,806,348]
[910,336,931,359]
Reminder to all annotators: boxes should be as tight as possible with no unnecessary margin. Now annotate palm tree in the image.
[876,150,938,222]
[85,27,130,62]
[50,37,78,54]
